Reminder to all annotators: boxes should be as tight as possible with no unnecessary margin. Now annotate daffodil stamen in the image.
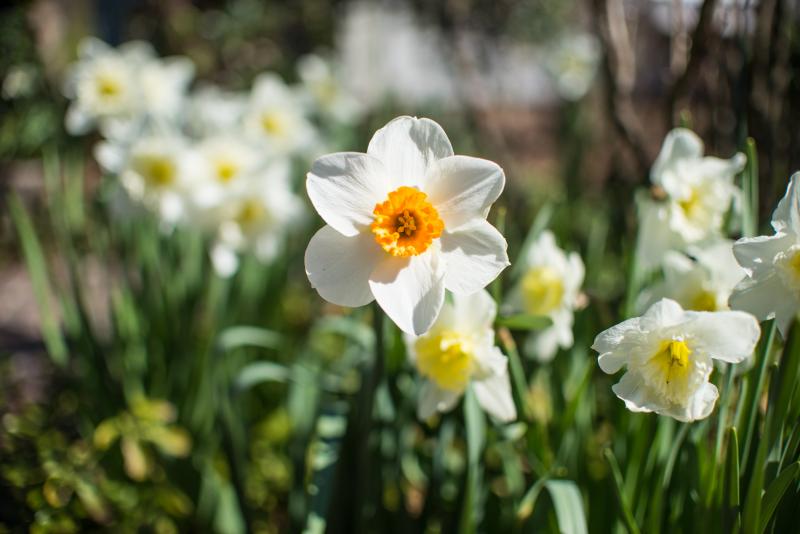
[371,186,444,257]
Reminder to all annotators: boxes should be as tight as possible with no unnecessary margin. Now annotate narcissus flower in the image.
[593,299,759,422]
[507,230,584,362]
[730,172,800,336]
[638,240,745,313]
[405,289,516,421]
[305,116,509,335]
[636,128,745,270]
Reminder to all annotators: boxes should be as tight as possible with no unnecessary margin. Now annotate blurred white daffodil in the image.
[64,38,194,138]
[405,289,515,422]
[210,160,304,278]
[594,298,759,422]
[63,38,149,135]
[297,53,365,124]
[637,128,745,270]
[544,33,600,102]
[185,86,246,137]
[507,230,584,362]
[118,134,195,227]
[638,240,745,313]
[244,73,316,156]
[191,135,263,211]
[730,172,800,336]
[305,116,509,335]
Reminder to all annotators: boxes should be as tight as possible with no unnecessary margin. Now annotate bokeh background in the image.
[1,0,799,533]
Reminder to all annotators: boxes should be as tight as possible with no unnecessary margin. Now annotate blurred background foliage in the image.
[1,0,799,533]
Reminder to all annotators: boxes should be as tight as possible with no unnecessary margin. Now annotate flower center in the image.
[688,289,718,312]
[775,246,800,294]
[644,339,692,403]
[137,156,176,187]
[236,199,265,227]
[371,186,444,257]
[678,188,701,219]
[261,112,286,136]
[521,266,564,316]
[414,330,475,392]
[215,159,239,183]
[96,75,122,100]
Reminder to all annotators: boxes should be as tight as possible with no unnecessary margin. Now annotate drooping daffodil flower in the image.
[405,289,516,422]
[594,298,759,422]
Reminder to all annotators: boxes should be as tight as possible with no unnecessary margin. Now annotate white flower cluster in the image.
[64,38,363,277]
[636,128,747,314]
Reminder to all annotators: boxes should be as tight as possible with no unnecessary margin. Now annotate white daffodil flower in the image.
[210,159,303,278]
[297,54,365,124]
[304,116,509,335]
[118,134,195,226]
[405,289,516,422]
[63,38,149,135]
[636,128,746,270]
[190,135,264,212]
[730,172,800,337]
[507,230,584,362]
[185,86,246,137]
[544,33,600,102]
[244,73,316,156]
[638,240,745,313]
[137,55,194,124]
[593,298,760,422]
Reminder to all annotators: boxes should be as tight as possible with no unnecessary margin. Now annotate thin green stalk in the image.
[739,320,776,474]
[604,448,642,534]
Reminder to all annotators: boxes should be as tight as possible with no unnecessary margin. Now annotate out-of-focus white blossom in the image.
[638,240,745,313]
[405,289,516,422]
[730,172,800,336]
[594,298,759,422]
[544,33,599,102]
[63,38,193,138]
[637,128,746,270]
[118,134,195,227]
[210,159,303,278]
[185,86,246,137]
[298,54,365,124]
[243,73,316,156]
[507,231,584,362]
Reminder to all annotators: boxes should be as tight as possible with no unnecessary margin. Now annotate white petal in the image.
[641,298,686,330]
[440,219,509,295]
[650,128,704,185]
[732,233,794,276]
[592,316,642,373]
[210,244,240,278]
[417,381,461,420]
[683,310,760,363]
[473,372,516,422]
[305,225,381,307]
[525,327,560,363]
[611,371,660,414]
[369,251,445,335]
[366,116,453,189]
[682,382,719,422]
[306,152,390,236]
[729,272,799,337]
[771,172,800,233]
[425,156,505,228]
[636,197,680,271]
[452,289,497,332]
[65,105,93,135]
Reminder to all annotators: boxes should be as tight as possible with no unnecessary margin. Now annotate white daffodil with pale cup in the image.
[594,298,760,422]
[405,289,515,422]
[507,230,584,362]
[305,116,509,335]
[730,172,800,337]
